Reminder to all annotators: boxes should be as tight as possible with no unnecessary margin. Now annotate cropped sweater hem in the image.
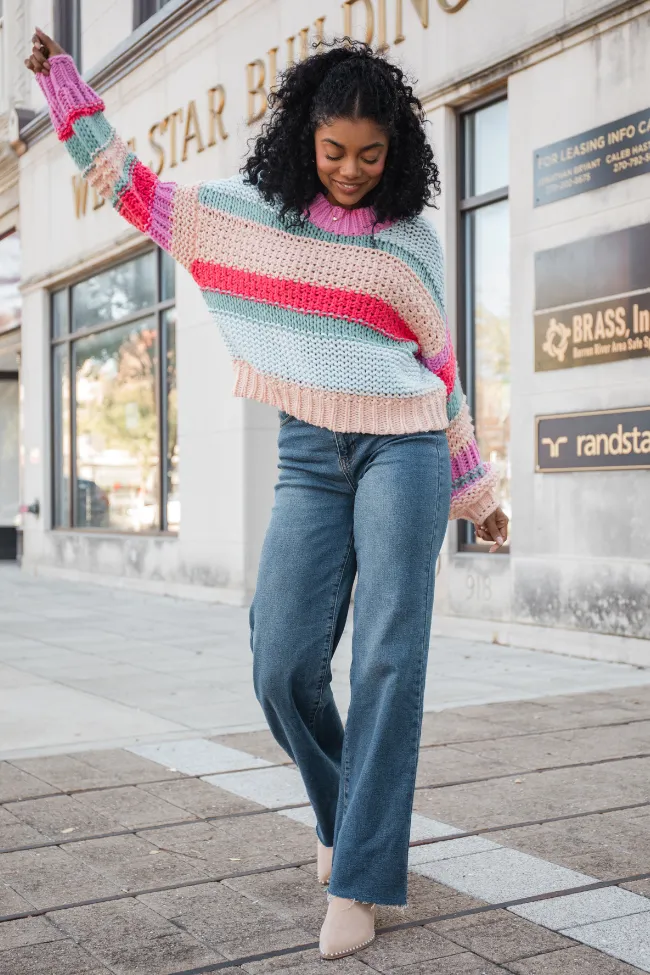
[232,360,450,434]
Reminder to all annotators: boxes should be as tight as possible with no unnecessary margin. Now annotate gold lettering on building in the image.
[246,59,267,125]
[437,0,470,11]
[207,86,228,145]
[342,0,375,44]
[148,121,165,175]
[181,100,205,162]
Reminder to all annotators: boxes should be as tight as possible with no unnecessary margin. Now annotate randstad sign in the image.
[537,407,650,473]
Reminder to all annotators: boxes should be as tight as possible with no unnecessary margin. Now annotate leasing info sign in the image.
[534,107,650,206]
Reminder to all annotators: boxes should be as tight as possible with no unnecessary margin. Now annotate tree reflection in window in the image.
[51,249,177,532]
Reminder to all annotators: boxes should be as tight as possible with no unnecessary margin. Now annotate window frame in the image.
[50,246,177,535]
[456,92,510,555]
[133,0,173,30]
[54,0,82,69]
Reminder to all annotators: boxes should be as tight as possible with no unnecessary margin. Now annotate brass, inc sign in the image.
[536,407,650,473]
[534,107,650,206]
[535,224,650,371]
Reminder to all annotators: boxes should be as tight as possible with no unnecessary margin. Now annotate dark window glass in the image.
[52,344,70,527]
[0,232,21,332]
[73,319,159,531]
[464,100,509,198]
[133,0,174,30]
[71,252,156,332]
[161,249,175,302]
[51,250,178,533]
[164,308,179,531]
[54,0,81,69]
[459,99,511,551]
[52,288,68,338]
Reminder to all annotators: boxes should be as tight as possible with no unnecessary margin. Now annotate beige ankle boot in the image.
[319,895,376,960]
[317,838,333,885]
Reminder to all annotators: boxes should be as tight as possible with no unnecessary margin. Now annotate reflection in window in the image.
[74,320,159,531]
[460,99,511,550]
[51,250,178,532]
[164,308,179,532]
[471,201,511,521]
[0,232,21,332]
[71,252,156,332]
[52,344,70,527]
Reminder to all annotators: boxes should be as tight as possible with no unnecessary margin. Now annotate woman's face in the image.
[314,117,389,209]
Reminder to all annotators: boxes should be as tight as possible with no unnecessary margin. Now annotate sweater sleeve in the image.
[441,343,500,525]
[36,55,196,268]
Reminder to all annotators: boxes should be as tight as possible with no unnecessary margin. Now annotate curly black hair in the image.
[243,40,440,225]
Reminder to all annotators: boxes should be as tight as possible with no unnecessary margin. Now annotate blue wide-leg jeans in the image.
[249,411,451,906]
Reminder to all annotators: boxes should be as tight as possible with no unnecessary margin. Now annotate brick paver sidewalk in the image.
[2,686,650,973]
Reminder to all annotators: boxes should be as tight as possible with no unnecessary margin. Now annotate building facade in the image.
[3,0,649,661]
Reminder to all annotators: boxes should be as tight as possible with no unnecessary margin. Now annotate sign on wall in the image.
[536,407,650,473]
[534,107,650,207]
[534,224,650,371]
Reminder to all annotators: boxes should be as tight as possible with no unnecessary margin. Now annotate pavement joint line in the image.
[3,795,650,858]
[0,758,295,805]
[4,746,649,810]
[1,843,648,934]
[415,749,650,793]
[0,800,313,854]
[159,870,650,975]
[0,857,316,924]
[416,713,650,749]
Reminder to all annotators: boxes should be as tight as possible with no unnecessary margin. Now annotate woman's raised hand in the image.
[24,28,64,76]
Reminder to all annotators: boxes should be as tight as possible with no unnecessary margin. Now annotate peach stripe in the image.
[231,360,449,435]
[87,135,130,199]
[195,205,446,358]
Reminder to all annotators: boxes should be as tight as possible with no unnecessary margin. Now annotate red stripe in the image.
[191,261,420,346]
[438,355,456,395]
[117,161,158,233]
[59,101,106,141]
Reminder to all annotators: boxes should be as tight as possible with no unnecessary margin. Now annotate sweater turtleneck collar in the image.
[305,193,394,236]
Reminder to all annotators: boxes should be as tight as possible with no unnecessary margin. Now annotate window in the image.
[54,0,81,69]
[0,1,5,110]
[51,249,179,533]
[134,0,174,29]
[458,98,511,550]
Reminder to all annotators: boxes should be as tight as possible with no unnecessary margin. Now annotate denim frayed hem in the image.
[326,888,409,910]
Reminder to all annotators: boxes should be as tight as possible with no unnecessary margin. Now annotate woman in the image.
[26,29,508,960]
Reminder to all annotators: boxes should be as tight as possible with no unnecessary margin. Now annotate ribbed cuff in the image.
[37,53,104,140]
[450,465,500,524]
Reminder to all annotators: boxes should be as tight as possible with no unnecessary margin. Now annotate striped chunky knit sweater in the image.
[38,55,499,524]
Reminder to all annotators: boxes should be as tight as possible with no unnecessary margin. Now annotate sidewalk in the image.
[2,564,650,759]
[1,566,650,974]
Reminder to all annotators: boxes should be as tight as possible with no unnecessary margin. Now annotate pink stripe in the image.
[37,55,104,141]
[422,329,452,373]
[191,261,421,346]
[149,181,175,251]
[451,442,482,482]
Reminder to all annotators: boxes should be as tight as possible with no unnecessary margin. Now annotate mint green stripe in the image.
[202,291,416,350]
[112,153,137,209]
[452,465,487,492]
[447,378,463,421]
[67,113,114,173]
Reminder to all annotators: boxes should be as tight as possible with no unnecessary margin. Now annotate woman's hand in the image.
[476,507,509,553]
[24,27,64,76]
